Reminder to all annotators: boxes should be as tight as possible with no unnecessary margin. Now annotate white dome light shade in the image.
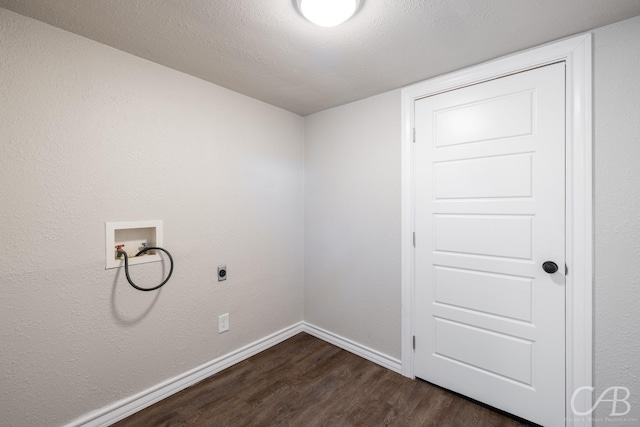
[297,0,360,27]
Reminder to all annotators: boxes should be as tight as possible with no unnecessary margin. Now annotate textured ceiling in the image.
[2,0,640,116]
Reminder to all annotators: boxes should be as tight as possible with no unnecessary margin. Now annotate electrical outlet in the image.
[218,313,229,333]
[218,265,227,282]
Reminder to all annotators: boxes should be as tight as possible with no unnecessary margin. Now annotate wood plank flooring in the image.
[113,333,534,426]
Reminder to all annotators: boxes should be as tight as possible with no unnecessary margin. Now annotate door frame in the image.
[400,34,593,426]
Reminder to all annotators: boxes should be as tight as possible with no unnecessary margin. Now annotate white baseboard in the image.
[67,321,401,427]
[67,322,304,427]
[302,322,402,374]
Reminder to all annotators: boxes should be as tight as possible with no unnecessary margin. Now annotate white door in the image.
[414,63,566,427]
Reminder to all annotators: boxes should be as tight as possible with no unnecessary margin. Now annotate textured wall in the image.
[0,8,303,427]
[304,91,401,359]
[593,15,640,424]
[3,4,640,426]
[303,15,640,424]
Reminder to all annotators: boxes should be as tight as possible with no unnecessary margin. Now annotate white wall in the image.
[304,91,401,359]
[0,8,303,427]
[593,15,640,423]
[3,4,640,426]
[304,15,640,424]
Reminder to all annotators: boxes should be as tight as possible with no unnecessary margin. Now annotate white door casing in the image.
[414,63,565,426]
[400,34,593,427]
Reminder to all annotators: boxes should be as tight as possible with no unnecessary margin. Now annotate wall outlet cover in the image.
[218,265,227,282]
[218,313,229,333]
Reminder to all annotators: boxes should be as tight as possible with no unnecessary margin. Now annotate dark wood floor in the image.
[114,333,533,426]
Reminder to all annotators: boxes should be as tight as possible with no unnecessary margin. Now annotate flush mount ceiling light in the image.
[297,0,361,27]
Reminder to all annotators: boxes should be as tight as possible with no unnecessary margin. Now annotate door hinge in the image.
[413,335,416,350]
[565,264,569,275]
[412,232,416,247]
[412,127,416,143]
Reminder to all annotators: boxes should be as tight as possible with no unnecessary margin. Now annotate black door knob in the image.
[542,261,559,274]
